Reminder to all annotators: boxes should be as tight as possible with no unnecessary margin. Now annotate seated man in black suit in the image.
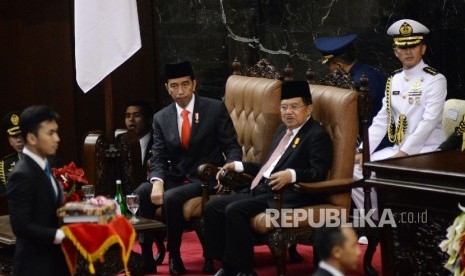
[124,99,154,172]
[204,81,333,276]
[312,226,361,276]
[135,60,242,275]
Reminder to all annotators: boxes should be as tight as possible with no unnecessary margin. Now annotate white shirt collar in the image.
[23,146,47,170]
[319,260,344,276]
[403,59,426,77]
[175,94,195,116]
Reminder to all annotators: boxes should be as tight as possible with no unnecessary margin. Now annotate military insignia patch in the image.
[399,22,413,36]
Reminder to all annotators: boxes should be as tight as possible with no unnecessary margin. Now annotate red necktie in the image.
[250,129,293,189]
[181,109,191,148]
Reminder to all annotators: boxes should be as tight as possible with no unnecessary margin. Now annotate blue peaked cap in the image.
[314,34,357,64]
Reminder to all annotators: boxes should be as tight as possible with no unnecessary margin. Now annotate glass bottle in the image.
[115,179,127,215]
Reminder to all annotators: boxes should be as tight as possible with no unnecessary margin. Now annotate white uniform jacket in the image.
[368,60,447,156]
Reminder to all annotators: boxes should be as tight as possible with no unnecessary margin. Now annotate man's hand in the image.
[150,180,164,205]
[268,170,292,191]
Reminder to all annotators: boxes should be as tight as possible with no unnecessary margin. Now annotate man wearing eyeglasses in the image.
[203,81,333,276]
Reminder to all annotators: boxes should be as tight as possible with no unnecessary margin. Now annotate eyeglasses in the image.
[280,104,306,112]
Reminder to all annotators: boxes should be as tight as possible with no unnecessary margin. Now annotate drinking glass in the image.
[126,194,140,223]
[81,185,95,202]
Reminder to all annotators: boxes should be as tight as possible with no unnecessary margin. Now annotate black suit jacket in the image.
[243,118,332,208]
[149,96,242,188]
[7,154,68,276]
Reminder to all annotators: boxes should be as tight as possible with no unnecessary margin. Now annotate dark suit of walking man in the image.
[204,81,333,276]
[135,61,242,275]
[7,105,68,276]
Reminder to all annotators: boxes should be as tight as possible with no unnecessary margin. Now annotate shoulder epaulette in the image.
[391,68,403,76]
[423,66,439,76]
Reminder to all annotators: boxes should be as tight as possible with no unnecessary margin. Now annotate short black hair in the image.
[125,99,153,120]
[19,105,60,141]
[313,226,347,260]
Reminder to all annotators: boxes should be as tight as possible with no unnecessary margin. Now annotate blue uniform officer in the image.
[315,34,389,151]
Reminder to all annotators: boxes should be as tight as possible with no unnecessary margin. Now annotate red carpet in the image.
[127,231,382,276]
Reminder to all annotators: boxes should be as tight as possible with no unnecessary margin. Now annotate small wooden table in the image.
[364,150,465,275]
[0,215,166,275]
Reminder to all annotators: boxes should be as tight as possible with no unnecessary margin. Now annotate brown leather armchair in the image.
[217,83,359,275]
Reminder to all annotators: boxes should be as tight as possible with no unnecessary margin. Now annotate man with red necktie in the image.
[135,60,242,275]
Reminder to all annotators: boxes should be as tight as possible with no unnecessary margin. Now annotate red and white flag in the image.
[75,0,141,93]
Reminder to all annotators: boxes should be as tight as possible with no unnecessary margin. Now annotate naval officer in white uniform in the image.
[353,19,447,221]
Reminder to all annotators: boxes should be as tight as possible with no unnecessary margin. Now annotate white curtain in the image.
[75,0,141,93]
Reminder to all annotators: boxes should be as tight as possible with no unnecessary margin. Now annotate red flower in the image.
[52,162,89,203]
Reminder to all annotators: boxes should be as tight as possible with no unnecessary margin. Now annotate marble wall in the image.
[155,0,465,100]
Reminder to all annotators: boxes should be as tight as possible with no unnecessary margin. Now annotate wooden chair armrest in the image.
[195,163,220,208]
[292,178,356,194]
[218,169,253,190]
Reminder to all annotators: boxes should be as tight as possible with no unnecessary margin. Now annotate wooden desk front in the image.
[364,150,465,276]
[0,215,166,275]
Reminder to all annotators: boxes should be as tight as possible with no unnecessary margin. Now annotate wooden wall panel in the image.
[0,0,160,167]
[0,0,76,163]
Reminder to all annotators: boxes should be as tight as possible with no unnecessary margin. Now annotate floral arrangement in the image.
[52,162,89,202]
[440,204,465,275]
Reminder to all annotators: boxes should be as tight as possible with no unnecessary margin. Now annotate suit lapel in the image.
[24,155,58,205]
[168,104,183,147]
[52,174,65,205]
[265,125,287,160]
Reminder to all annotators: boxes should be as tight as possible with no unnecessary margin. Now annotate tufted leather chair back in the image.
[224,75,282,164]
[442,99,465,137]
[310,84,359,209]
